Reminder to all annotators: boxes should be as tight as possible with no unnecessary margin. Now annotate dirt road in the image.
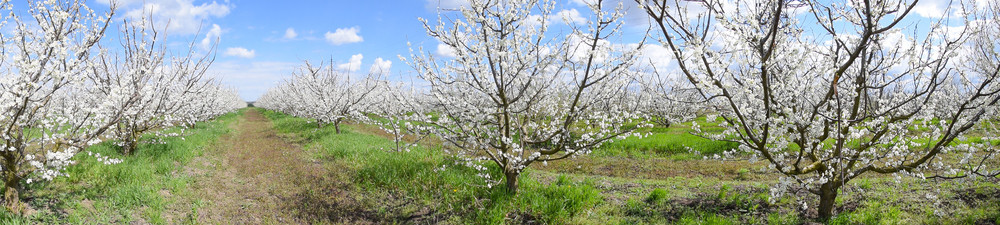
[167,109,372,224]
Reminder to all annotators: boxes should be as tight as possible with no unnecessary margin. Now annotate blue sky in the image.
[80,0,662,101]
[205,0,440,100]
[79,0,978,101]
[89,0,458,101]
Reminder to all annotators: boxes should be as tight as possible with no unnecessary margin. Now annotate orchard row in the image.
[0,1,244,212]
[258,0,1000,219]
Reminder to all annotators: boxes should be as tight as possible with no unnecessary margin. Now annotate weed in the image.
[522,177,602,224]
[646,188,669,204]
[736,168,750,180]
[828,200,903,225]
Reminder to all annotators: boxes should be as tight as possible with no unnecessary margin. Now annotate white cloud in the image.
[911,0,972,18]
[369,57,392,73]
[200,24,222,49]
[284,28,298,39]
[524,14,547,28]
[557,9,587,25]
[325,27,364,45]
[224,47,256,58]
[104,0,231,35]
[337,54,364,72]
[635,44,675,70]
[912,0,950,18]
[436,43,458,57]
[973,0,993,10]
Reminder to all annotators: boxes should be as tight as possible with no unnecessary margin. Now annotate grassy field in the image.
[0,110,241,224]
[260,109,1000,224]
[2,108,998,224]
[596,117,738,160]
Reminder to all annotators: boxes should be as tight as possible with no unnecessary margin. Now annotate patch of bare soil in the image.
[955,186,1000,206]
[164,109,377,224]
[538,156,774,181]
[665,186,775,220]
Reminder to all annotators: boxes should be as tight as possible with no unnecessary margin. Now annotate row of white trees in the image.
[258,0,664,192]
[0,0,244,213]
[255,59,385,134]
[258,0,999,220]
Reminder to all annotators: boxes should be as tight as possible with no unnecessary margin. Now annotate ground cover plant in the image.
[2,0,1000,223]
[253,107,1000,224]
[2,104,996,224]
[253,0,1000,222]
[0,110,240,223]
[0,0,244,214]
[638,0,1000,219]
[261,108,1000,224]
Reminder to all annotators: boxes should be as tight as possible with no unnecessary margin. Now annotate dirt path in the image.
[167,109,371,224]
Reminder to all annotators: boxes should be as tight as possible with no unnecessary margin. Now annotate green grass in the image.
[600,116,1000,161]
[261,108,605,224]
[3,107,996,224]
[596,117,738,160]
[265,108,1000,224]
[828,200,904,225]
[262,109,1000,224]
[0,110,242,224]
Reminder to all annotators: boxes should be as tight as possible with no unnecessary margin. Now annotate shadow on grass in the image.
[284,172,383,224]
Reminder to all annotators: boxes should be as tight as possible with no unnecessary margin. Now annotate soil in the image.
[164,109,375,224]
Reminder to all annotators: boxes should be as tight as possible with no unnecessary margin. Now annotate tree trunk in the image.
[504,171,519,194]
[124,139,138,155]
[818,182,840,220]
[334,120,342,134]
[3,169,24,214]
[122,131,140,155]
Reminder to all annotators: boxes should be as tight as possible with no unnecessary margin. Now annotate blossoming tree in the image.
[1,1,244,212]
[932,1,1000,182]
[367,82,433,152]
[256,59,385,134]
[639,0,1000,219]
[406,0,645,193]
[89,15,238,155]
[0,0,116,212]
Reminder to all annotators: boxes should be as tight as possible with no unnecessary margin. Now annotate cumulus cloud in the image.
[910,0,982,18]
[325,27,364,45]
[973,0,992,10]
[337,54,364,72]
[200,24,222,49]
[436,43,458,57]
[284,28,298,39]
[912,0,952,18]
[101,0,231,35]
[369,57,393,73]
[224,47,256,58]
[556,9,587,25]
[634,44,675,70]
[523,14,548,28]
